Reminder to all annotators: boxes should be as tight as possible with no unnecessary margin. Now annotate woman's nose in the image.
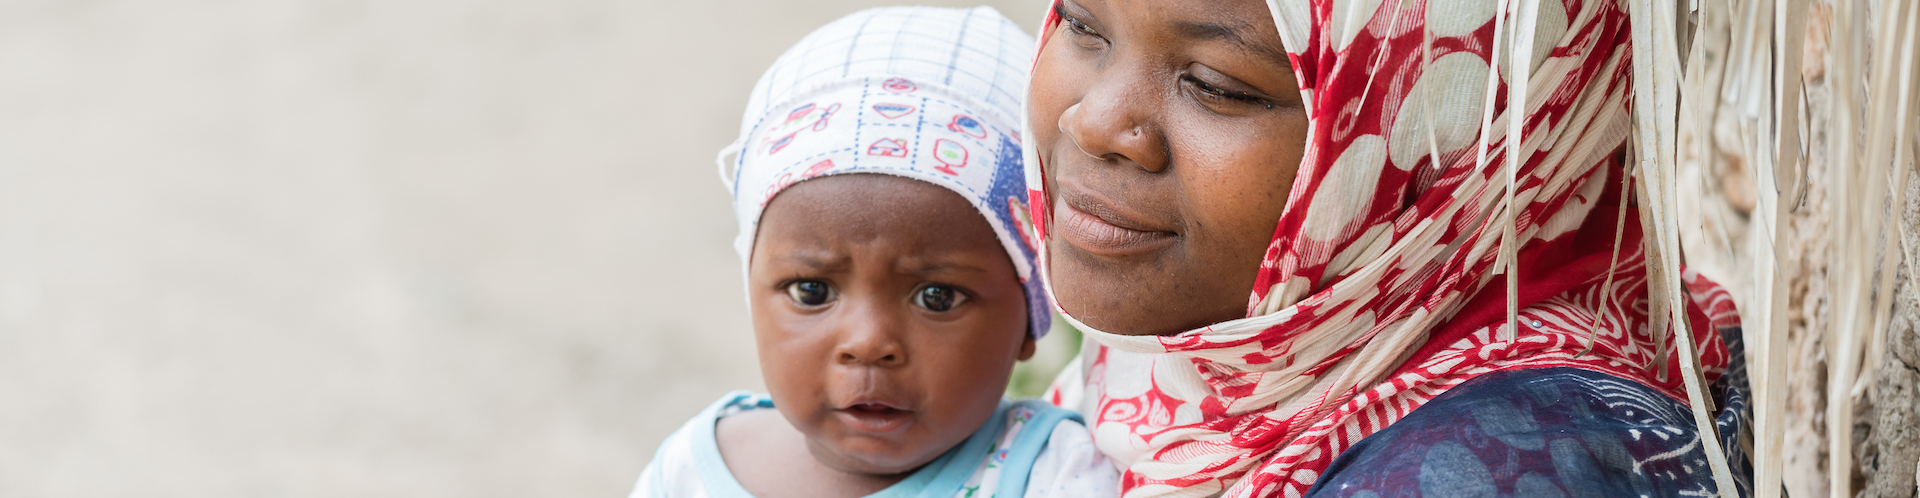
[832,303,906,367]
[1057,71,1167,172]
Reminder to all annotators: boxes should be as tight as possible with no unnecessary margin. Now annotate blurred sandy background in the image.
[0,1,1049,496]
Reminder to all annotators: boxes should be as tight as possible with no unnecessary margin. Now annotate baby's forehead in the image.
[756,174,1000,249]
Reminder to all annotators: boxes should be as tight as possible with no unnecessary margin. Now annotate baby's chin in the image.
[801,431,945,477]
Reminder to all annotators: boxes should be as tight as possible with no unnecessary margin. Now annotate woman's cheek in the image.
[1028,36,1084,152]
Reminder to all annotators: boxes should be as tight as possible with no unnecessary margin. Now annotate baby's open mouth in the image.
[836,402,912,434]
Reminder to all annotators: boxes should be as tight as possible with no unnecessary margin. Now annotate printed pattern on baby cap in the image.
[725,6,1046,339]
[882,77,918,93]
[874,103,917,119]
[732,7,1032,152]
[867,137,912,158]
[762,103,840,156]
[948,115,989,139]
[932,139,969,175]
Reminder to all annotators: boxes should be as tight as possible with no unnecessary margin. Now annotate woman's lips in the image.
[1054,195,1176,256]
[835,402,912,434]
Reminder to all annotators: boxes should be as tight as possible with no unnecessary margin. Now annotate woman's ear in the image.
[1017,334,1038,361]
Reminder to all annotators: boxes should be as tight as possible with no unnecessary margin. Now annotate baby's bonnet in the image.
[721,6,1046,338]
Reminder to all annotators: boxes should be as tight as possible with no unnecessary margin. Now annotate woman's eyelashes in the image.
[912,284,968,312]
[1064,15,1096,36]
[1057,6,1106,47]
[1052,5,1271,112]
[784,280,836,307]
[1182,73,1269,108]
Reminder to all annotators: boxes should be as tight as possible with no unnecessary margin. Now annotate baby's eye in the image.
[785,280,836,306]
[913,285,967,312]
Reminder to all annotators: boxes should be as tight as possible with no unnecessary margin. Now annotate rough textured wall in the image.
[1678,0,1919,495]
[1787,68,1837,498]
[1859,170,1919,497]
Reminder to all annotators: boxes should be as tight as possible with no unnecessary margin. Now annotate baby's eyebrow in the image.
[1173,20,1292,69]
[900,261,988,277]
[774,253,850,272]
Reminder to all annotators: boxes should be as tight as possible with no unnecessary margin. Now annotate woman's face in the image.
[1030,0,1311,336]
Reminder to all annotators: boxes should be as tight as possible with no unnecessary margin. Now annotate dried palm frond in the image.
[1666,0,1918,496]
[1626,1,1740,494]
[1752,1,1809,497]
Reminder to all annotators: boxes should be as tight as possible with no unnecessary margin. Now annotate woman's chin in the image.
[1048,271,1143,336]
[1050,260,1247,337]
[1051,281,1185,337]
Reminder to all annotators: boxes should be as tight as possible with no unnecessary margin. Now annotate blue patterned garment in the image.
[1307,327,1753,497]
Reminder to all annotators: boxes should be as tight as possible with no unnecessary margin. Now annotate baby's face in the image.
[748,173,1034,476]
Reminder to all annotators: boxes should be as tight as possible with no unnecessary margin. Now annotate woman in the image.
[1022,0,1753,496]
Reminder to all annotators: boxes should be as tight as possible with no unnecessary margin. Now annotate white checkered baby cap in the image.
[719,6,1047,338]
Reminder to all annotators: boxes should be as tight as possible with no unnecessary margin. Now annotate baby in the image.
[632,7,1116,498]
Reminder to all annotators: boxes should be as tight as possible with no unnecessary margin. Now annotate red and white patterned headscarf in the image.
[1022,1,1734,496]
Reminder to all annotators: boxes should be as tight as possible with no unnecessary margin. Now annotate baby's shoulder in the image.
[712,408,789,474]
[997,400,1120,498]
[630,392,768,498]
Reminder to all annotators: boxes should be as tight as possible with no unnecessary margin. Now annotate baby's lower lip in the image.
[835,404,912,434]
[1054,200,1176,256]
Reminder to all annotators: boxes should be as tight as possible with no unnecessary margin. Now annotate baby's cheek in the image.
[917,372,1002,450]
[754,321,829,421]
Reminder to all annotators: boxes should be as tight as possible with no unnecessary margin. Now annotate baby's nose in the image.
[838,347,903,366]
[833,309,907,367]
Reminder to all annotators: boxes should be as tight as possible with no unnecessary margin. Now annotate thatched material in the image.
[1627,0,1743,493]
[1671,0,1919,496]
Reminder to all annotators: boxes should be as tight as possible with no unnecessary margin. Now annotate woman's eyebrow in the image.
[1056,0,1094,22]
[1173,21,1292,67]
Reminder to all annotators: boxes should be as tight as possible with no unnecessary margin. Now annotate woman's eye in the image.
[1056,9,1106,48]
[785,280,835,306]
[1183,74,1268,106]
[1066,16,1098,36]
[913,285,967,312]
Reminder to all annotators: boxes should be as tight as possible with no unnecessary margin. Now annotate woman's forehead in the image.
[1164,18,1293,68]
[1062,0,1287,57]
